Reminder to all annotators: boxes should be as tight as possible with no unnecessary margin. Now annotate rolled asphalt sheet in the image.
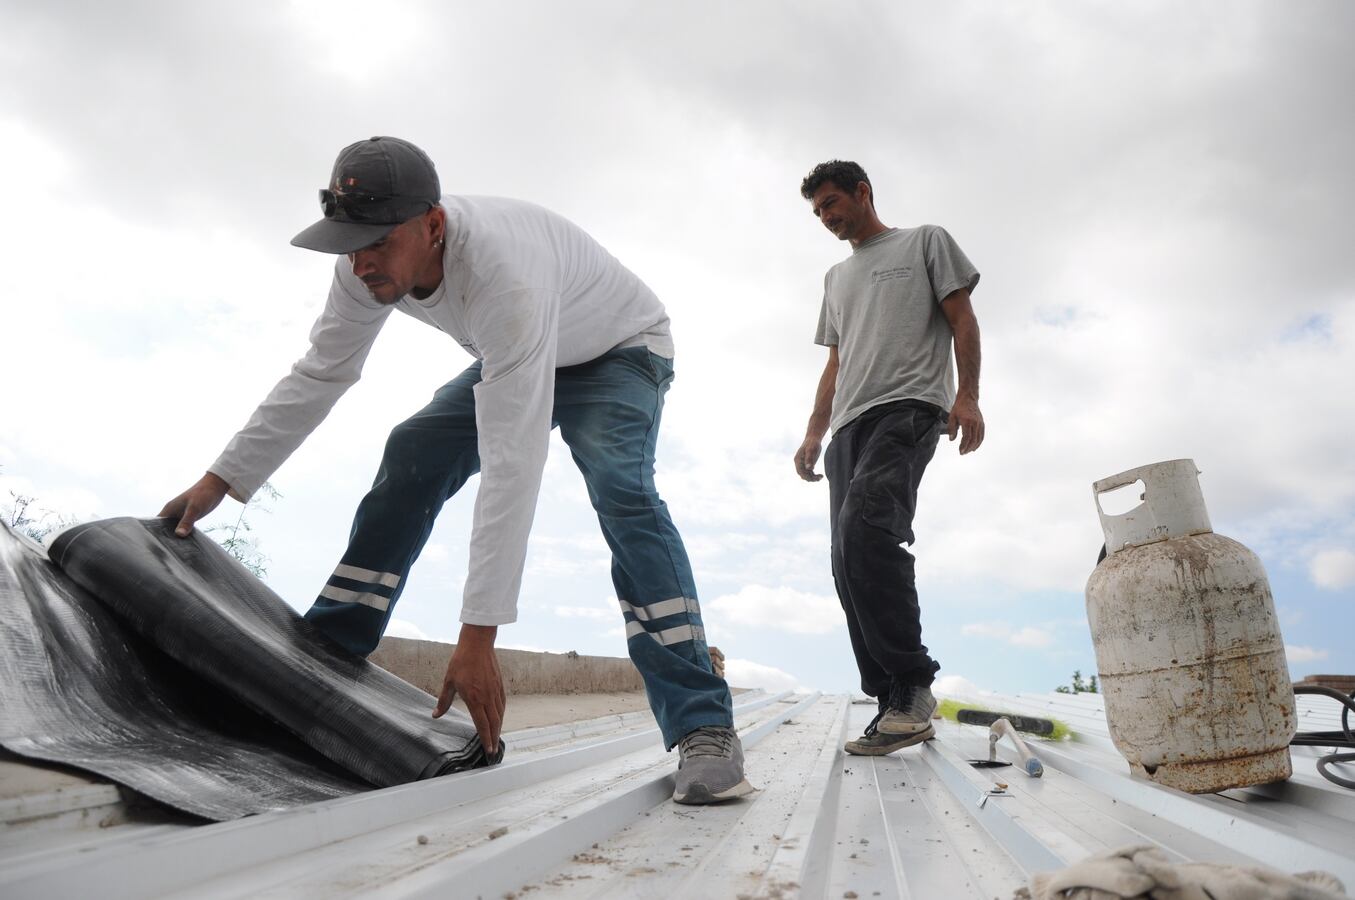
[0,517,498,821]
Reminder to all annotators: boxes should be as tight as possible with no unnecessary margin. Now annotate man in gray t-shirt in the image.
[793,160,985,757]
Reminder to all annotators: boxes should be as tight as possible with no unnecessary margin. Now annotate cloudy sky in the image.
[3,1,1351,698]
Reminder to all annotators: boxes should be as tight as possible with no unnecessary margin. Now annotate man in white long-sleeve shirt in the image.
[161,136,749,804]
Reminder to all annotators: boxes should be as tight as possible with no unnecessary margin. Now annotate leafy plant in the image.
[2,465,281,581]
[2,490,78,543]
[206,481,281,579]
[1055,669,1099,694]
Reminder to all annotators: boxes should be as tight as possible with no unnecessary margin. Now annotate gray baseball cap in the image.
[291,136,441,254]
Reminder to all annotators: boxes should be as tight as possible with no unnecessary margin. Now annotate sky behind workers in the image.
[2,0,1351,695]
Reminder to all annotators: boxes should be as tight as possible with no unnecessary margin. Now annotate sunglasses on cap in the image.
[318,188,433,223]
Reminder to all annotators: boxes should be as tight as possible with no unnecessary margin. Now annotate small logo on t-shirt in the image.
[871,266,913,283]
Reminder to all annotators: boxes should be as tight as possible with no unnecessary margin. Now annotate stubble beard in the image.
[365,282,407,306]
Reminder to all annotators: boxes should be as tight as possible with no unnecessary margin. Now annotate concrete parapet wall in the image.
[370,636,644,696]
[1297,674,1355,693]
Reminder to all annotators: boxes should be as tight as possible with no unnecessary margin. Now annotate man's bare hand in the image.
[946,396,985,455]
[158,472,231,537]
[434,624,505,754]
[794,435,825,482]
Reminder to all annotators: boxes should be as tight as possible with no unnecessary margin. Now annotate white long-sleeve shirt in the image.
[209,195,673,626]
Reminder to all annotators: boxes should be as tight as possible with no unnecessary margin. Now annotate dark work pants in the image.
[825,400,944,701]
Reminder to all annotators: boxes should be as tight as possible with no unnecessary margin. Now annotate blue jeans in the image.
[304,346,734,749]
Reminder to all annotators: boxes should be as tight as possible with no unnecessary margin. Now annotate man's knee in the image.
[585,467,653,516]
[376,417,476,489]
[370,422,427,487]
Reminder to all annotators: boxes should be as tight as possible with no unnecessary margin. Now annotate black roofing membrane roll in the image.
[1,518,497,821]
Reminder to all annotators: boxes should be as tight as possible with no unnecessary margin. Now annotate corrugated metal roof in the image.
[2,689,1352,898]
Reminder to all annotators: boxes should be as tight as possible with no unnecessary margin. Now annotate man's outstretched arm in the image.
[794,346,839,482]
[434,288,561,752]
[158,270,393,536]
[940,288,984,454]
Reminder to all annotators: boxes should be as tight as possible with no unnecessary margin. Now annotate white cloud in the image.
[282,0,430,83]
[419,543,451,565]
[709,584,842,635]
[933,675,983,698]
[662,442,827,532]
[385,618,432,641]
[1310,549,1355,589]
[723,657,809,694]
[684,530,829,592]
[1276,605,1306,627]
[525,533,612,578]
[962,620,1056,649]
[1286,645,1329,664]
[3,1,1351,697]
[1010,627,1057,649]
[555,604,614,620]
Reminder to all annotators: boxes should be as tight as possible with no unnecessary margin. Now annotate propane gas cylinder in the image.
[1085,459,1296,793]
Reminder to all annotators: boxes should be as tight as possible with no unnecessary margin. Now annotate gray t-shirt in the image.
[815,225,979,432]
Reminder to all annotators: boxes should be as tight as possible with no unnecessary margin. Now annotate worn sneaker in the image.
[673,725,754,804]
[845,712,936,756]
[877,684,937,735]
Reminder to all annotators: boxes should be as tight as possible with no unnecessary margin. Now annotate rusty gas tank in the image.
[1085,459,1296,793]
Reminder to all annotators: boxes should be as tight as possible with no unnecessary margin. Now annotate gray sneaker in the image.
[845,712,936,755]
[673,725,754,804]
[877,684,937,735]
